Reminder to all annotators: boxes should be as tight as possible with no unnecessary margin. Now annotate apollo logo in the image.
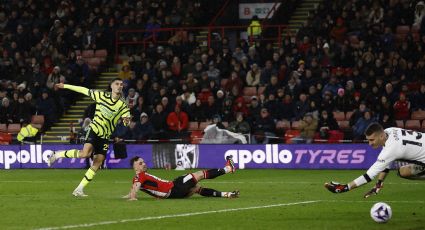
[224,144,292,169]
[224,145,366,169]
[0,145,52,169]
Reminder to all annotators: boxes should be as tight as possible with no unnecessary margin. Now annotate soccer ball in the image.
[370,202,392,223]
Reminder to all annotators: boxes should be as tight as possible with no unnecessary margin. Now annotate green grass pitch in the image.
[0,169,424,229]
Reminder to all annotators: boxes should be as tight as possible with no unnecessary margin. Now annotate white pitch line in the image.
[323,200,425,204]
[34,200,319,230]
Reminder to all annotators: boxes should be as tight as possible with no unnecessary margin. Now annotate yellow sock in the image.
[56,149,79,158]
[77,167,97,189]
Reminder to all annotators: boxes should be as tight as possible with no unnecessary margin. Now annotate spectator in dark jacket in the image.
[150,103,168,140]
[251,107,276,144]
[36,90,57,129]
[133,112,153,141]
[317,110,339,139]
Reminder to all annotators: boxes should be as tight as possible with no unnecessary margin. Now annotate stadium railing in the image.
[115,24,288,62]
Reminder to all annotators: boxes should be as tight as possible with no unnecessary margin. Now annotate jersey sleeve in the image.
[368,143,397,176]
[63,84,90,96]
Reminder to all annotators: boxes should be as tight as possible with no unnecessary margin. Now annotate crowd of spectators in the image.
[0,0,217,132]
[1,0,425,144]
[109,0,425,143]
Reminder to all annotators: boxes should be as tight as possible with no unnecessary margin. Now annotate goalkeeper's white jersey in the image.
[366,127,425,179]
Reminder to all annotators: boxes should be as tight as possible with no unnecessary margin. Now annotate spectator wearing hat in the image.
[126,88,139,108]
[46,66,64,90]
[248,95,262,123]
[393,92,411,120]
[166,105,189,139]
[334,88,352,112]
[132,112,153,141]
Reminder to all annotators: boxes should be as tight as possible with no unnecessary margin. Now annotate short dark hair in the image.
[107,77,123,91]
[364,123,384,136]
[130,156,140,167]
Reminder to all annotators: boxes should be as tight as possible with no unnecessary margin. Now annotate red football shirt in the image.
[133,172,174,198]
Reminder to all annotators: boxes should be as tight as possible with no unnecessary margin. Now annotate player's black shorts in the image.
[84,128,109,155]
[168,174,198,199]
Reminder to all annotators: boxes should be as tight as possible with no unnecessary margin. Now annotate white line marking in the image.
[34,200,319,230]
[323,200,425,204]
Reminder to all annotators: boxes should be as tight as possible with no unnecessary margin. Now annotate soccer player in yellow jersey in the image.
[47,78,131,197]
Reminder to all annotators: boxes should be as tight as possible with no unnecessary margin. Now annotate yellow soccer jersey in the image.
[64,84,130,139]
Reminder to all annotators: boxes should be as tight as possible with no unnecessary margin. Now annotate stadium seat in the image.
[188,122,199,131]
[345,111,354,120]
[0,123,7,132]
[333,111,345,121]
[0,132,12,144]
[199,122,210,130]
[405,120,421,130]
[7,124,21,134]
[94,49,107,58]
[82,50,94,58]
[257,86,266,96]
[396,120,405,128]
[411,111,425,120]
[291,120,301,130]
[31,115,45,126]
[87,57,101,66]
[284,129,301,144]
[337,120,350,130]
[243,87,257,96]
[396,25,410,34]
[422,121,425,131]
[328,130,344,144]
[190,130,203,144]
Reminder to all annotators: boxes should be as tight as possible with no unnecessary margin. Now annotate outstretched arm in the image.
[56,83,90,96]
[325,155,392,195]
[127,182,141,201]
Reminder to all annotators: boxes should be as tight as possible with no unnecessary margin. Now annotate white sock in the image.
[224,166,231,174]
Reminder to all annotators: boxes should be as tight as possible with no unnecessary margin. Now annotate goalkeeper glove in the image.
[364,180,383,198]
[324,181,349,193]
